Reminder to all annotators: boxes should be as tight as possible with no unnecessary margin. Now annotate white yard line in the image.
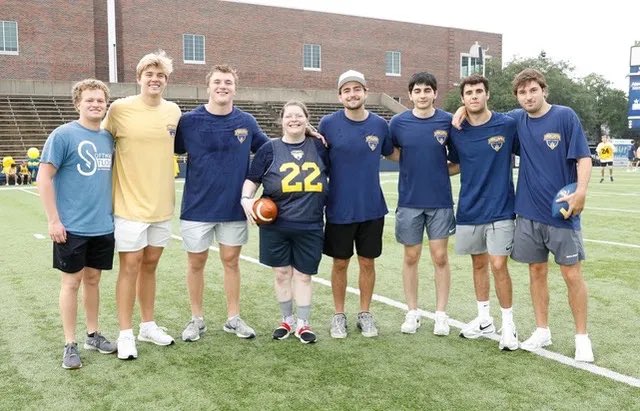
[21,187,640,386]
[589,207,640,214]
[170,234,640,389]
[584,239,640,249]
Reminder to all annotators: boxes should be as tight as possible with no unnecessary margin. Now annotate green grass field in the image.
[1,168,639,410]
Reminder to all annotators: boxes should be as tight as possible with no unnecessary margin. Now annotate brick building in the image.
[0,0,501,102]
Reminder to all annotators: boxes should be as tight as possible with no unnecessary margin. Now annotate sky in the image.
[230,0,637,92]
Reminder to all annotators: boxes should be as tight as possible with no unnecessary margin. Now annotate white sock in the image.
[140,321,156,330]
[537,327,551,336]
[500,307,513,323]
[119,329,134,338]
[435,310,447,318]
[477,300,490,319]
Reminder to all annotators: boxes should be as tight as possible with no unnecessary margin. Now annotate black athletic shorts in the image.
[259,226,323,275]
[323,217,385,259]
[53,232,115,274]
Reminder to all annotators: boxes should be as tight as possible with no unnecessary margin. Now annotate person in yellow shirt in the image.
[19,161,31,185]
[596,134,615,183]
[102,50,182,360]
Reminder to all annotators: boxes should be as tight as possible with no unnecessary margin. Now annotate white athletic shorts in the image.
[114,217,172,252]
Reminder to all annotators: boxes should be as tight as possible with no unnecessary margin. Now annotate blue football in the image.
[551,183,577,219]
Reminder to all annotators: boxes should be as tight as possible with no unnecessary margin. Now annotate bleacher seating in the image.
[0,95,397,161]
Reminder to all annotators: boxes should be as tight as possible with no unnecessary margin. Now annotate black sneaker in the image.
[272,321,293,340]
[610,176,614,182]
[295,322,317,344]
[62,343,82,369]
[599,178,604,183]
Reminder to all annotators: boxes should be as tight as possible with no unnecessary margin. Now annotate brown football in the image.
[252,197,278,224]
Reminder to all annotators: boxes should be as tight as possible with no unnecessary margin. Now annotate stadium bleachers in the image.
[0,95,397,161]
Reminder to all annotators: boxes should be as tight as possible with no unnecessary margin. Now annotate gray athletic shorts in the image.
[455,219,515,256]
[395,207,456,245]
[180,220,248,253]
[511,216,585,266]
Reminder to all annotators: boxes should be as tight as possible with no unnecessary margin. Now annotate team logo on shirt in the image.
[290,149,304,161]
[544,133,561,150]
[166,124,177,137]
[365,135,379,151]
[76,140,112,177]
[488,136,505,152]
[433,130,448,145]
[235,128,249,143]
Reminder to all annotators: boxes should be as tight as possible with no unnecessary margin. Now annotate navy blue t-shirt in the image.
[247,137,328,230]
[390,109,454,209]
[175,105,269,222]
[507,106,590,229]
[448,112,517,224]
[318,110,393,224]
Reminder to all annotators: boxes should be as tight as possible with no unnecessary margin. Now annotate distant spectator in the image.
[626,142,637,172]
[19,161,31,185]
[595,135,614,183]
[7,163,18,185]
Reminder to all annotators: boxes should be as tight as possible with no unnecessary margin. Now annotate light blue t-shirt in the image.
[41,121,114,235]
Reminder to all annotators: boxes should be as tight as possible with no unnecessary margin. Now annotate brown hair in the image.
[459,73,489,96]
[512,68,547,95]
[71,79,110,110]
[205,64,239,86]
[280,100,310,120]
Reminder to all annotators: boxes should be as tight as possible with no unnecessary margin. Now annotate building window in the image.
[385,51,401,76]
[303,44,321,71]
[183,34,205,64]
[0,21,18,55]
[460,54,490,77]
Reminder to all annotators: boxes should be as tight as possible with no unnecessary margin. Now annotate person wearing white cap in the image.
[318,70,394,339]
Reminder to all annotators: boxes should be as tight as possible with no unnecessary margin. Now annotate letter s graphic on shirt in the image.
[77,140,98,176]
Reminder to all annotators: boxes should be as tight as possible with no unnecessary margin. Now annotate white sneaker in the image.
[433,313,450,336]
[117,334,138,360]
[401,310,421,334]
[460,316,495,339]
[498,320,519,351]
[520,328,552,352]
[138,324,175,346]
[574,334,594,362]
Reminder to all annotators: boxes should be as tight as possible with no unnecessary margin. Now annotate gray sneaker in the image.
[223,317,256,339]
[330,313,347,339]
[62,343,82,369]
[84,332,116,354]
[356,312,379,337]
[182,318,207,342]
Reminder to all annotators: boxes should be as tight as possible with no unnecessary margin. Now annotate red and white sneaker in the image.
[295,321,317,344]
[272,317,295,340]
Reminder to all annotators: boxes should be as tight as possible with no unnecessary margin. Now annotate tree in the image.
[581,74,629,138]
[442,54,629,143]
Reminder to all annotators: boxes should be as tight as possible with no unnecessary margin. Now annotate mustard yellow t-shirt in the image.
[103,95,182,222]
[596,142,615,162]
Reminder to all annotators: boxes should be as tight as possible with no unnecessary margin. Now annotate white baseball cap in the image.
[338,70,366,92]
